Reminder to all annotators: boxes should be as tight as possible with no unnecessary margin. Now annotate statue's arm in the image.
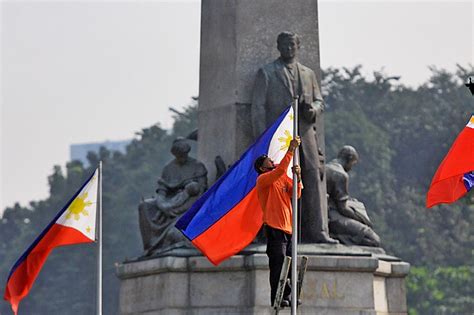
[310,70,324,115]
[251,68,268,138]
[337,201,361,222]
[195,164,208,192]
[335,174,360,221]
[300,70,324,123]
[156,177,169,195]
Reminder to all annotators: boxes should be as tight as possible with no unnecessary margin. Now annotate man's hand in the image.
[289,136,301,152]
[292,165,302,182]
[292,165,301,175]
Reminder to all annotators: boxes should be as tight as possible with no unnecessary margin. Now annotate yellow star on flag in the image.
[66,192,92,221]
[278,130,293,151]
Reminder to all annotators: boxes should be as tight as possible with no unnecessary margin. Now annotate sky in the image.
[1,0,473,215]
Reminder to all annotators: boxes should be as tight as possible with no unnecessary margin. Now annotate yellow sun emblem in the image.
[278,130,293,151]
[66,192,92,220]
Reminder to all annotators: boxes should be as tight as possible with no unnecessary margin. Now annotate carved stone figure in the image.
[326,146,381,247]
[251,31,337,243]
[138,138,208,256]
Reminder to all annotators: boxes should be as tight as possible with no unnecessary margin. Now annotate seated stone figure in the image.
[325,146,381,247]
[138,138,208,256]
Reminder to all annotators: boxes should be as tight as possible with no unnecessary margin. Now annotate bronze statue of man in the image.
[251,31,337,244]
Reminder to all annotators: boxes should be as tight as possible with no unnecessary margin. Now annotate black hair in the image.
[254,155,268,174]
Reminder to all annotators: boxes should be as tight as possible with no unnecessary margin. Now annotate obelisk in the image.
[198,0,324,182]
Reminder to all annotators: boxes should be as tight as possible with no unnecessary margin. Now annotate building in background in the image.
[70,140,131,166]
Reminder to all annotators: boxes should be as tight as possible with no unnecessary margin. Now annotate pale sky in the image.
[1,0,473,214]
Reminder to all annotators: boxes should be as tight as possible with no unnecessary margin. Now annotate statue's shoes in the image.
[315,235,339,244]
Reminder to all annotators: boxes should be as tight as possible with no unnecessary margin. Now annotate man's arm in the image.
[257,137,301,187]
[257,150,294,187]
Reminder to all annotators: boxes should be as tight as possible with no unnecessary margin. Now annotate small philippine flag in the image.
[4,169,98,314]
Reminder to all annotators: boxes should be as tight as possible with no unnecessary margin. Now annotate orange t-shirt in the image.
[256,150,302,234]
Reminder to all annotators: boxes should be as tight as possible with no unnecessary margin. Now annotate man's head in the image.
[337,145,359,172]
[254,154,276,174]
[277,32,300,61]
[171,137,191,164]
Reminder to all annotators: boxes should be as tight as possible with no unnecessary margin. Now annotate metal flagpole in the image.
[291,96,299,315]
[97,161,103,315]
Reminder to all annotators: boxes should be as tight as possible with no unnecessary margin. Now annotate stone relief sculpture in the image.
[326,146,381,247]
[138,138,208,256]
[251,31,337,243]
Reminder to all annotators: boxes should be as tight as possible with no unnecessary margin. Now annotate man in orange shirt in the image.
[254,136,302,307]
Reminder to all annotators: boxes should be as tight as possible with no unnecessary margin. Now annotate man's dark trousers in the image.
[265,225,292,305]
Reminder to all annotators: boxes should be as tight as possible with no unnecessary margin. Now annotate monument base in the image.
[115,245,409,315]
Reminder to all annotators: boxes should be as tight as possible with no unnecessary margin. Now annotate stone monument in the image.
[116,1,410,314]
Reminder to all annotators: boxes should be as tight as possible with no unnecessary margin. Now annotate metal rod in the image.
[291,97,299,315]
[97,161,103,315]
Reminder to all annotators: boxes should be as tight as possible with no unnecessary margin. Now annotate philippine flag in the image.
[176,106,294,265]
[426,115,474,208]
[4,169,99,314]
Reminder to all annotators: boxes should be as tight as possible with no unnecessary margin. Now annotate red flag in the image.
[426,115,474,208]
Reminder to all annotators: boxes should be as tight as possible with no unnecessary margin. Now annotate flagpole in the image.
[97,161,103,315]
[291,96,299,315]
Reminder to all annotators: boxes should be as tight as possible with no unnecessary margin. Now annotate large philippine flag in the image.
[4,169,98,314]
[426,115,474,208]
[176,106,294,265]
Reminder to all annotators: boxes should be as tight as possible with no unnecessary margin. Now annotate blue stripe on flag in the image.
[462,172,474,191]
[176,106,291,240]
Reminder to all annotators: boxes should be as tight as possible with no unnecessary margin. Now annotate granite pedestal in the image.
[116,245,409,315]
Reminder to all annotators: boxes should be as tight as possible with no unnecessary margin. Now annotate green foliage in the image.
[407,266,474,315]
[322,65,473,314]
[323,65,474,267]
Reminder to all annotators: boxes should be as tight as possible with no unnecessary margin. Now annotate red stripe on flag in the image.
[426,176,468,208]
[192,189,263,265]
[4,224,92,314]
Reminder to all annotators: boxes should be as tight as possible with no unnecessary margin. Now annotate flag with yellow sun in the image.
[176,105,295,265]
[4,168,99,315]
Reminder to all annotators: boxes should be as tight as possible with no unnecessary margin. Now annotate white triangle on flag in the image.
[56,169,98,241]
